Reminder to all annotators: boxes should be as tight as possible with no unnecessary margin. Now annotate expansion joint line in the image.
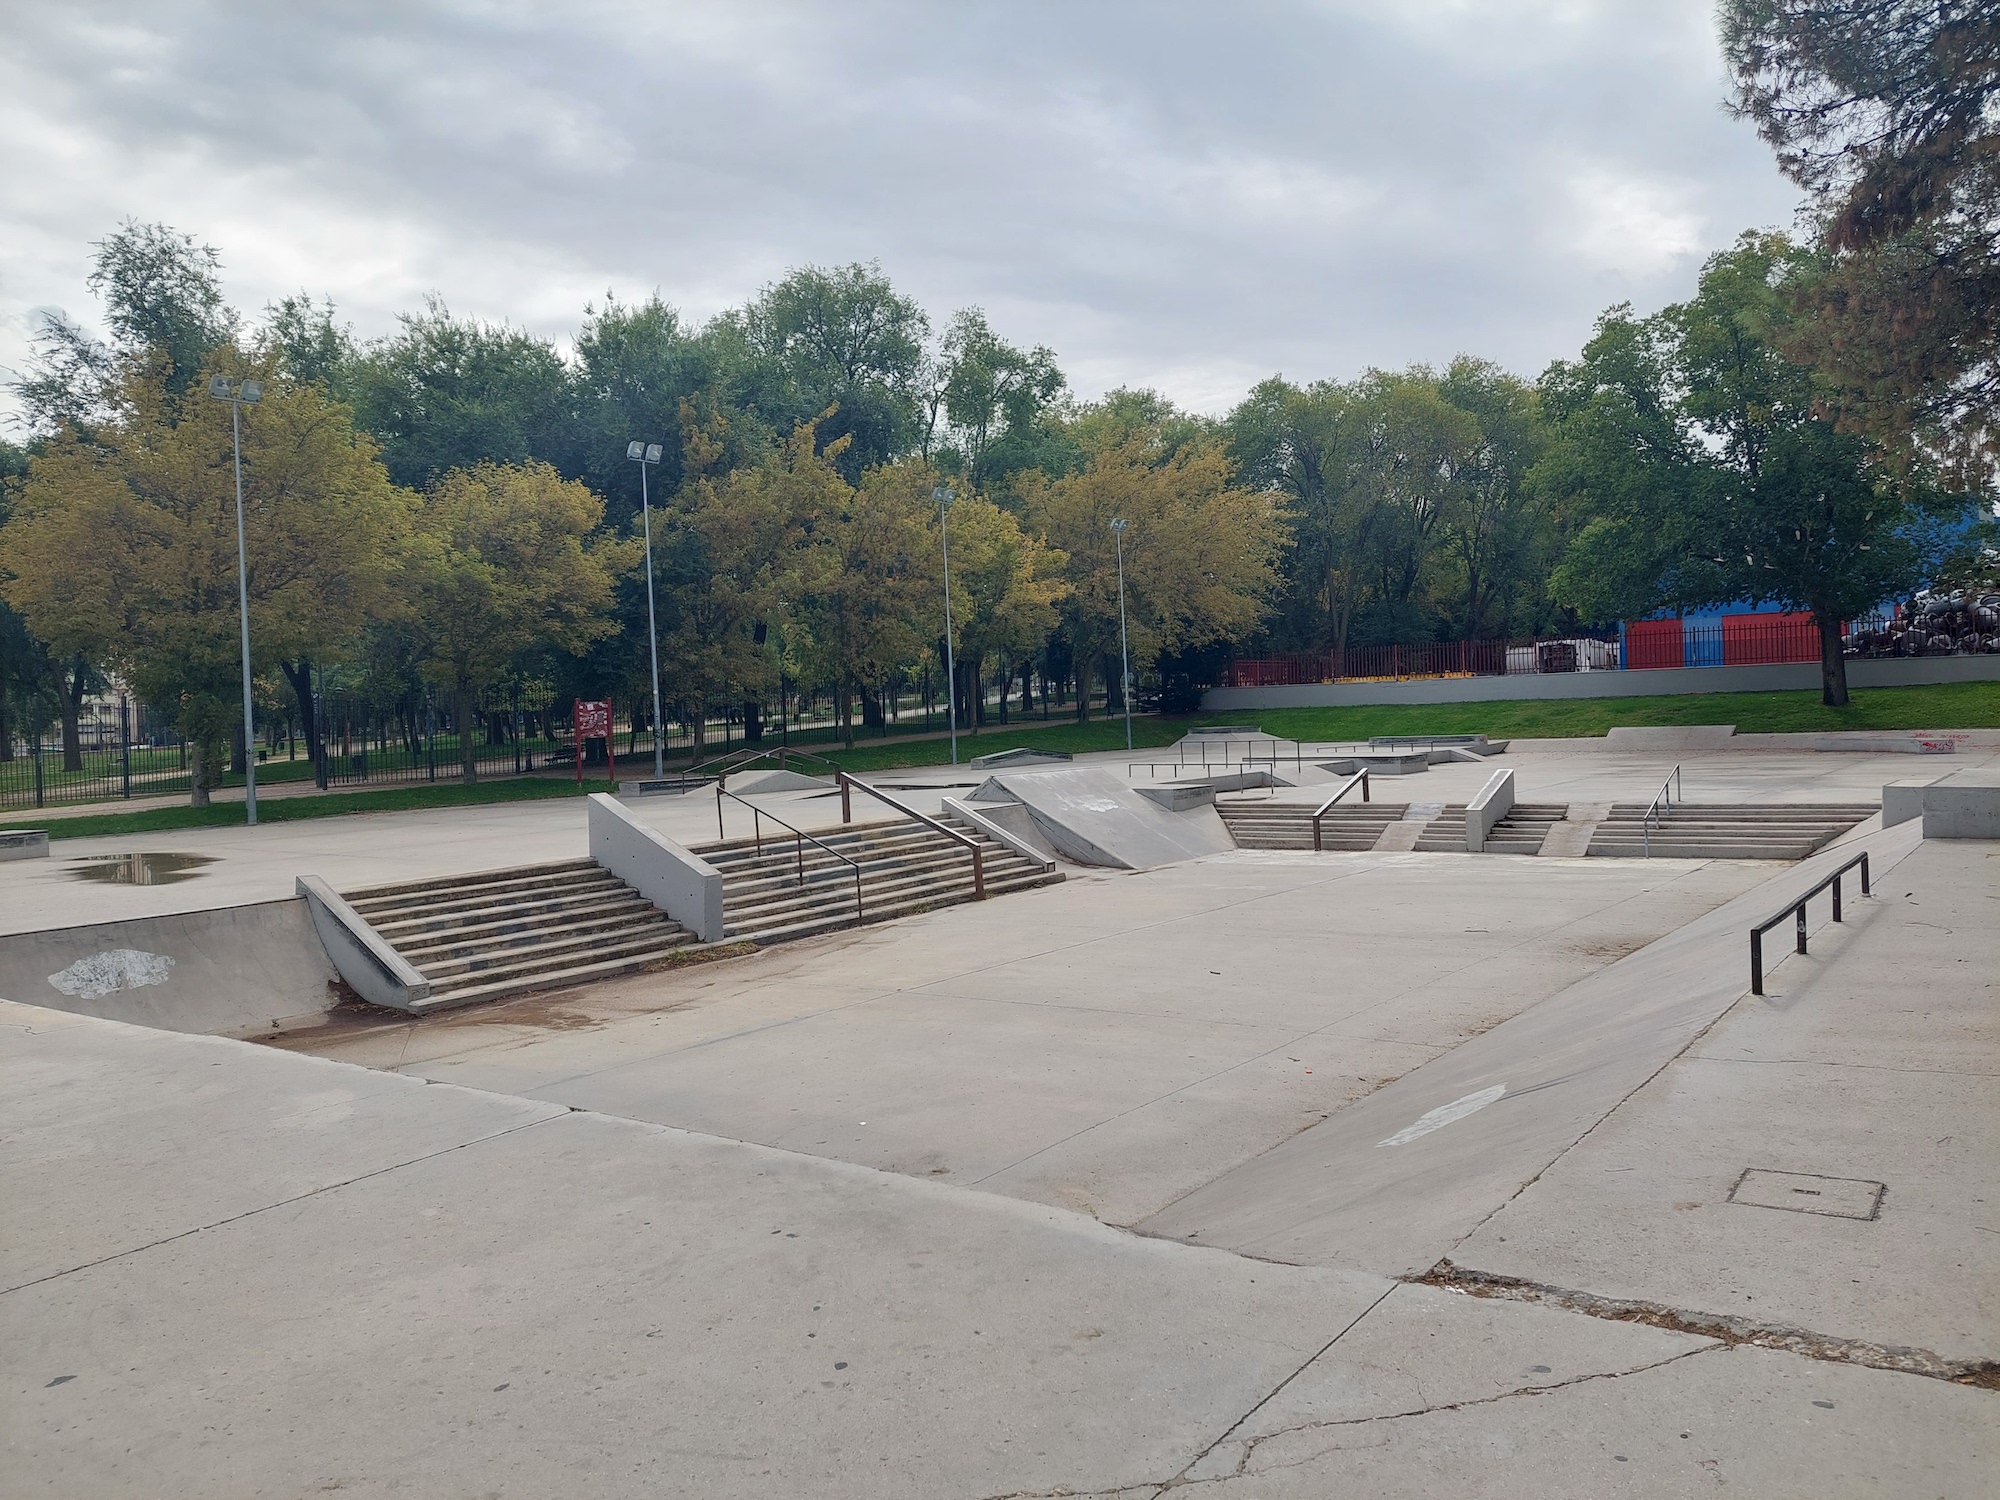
[1412,1261,2000,1389]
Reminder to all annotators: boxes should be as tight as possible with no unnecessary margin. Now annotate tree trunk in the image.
[1817,612,1850,708]
[0,686,12,762]
[455,684,479,782]
[743,697,763,744]
[59,657,88,772]
[188,739,212,808]
[837,682,855,750]
[1075,659,1092,722]
[230,721,247,776]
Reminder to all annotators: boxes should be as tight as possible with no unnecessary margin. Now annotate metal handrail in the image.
[836,771,985,899]
[714,784,864,920]
[1640,763,1682,858]
[1749,851,1871,995]
[1310,771,1372,851]
[697,744,840,787]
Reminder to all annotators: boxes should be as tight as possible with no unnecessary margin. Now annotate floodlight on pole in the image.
[1110,518,1133,751]
[628,439,667,779]
[209,376,263,824]
[934,484,959,765]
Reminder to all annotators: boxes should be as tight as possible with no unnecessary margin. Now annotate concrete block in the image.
[1881,778,1940,829]
[1604,725,1736,750]
[723,768,834,794]
[969,747,1073,768]
[1920,773,2000,840]
[1318,753,1430,776]
[0,829,49,860]
[1465,768,1516,853]
[1136,783,1215,812]
[586,792,725,941]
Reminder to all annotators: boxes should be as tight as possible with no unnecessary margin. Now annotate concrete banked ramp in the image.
[0,900,342,1039]
[969,766,1234,869]
[1139,816,1918,1277]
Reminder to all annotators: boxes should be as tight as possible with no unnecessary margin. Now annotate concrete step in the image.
[341,858,600,904]
[395,903,677,964]
[413,938,705,1013]
[369,887,649,941]
[347,869,623,921]
[718,840,999,900]
[723,850,1043,927]
[727,866,1065,945]
[413,919,693,982]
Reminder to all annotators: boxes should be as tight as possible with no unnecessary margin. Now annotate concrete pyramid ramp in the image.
[970,766,1234,869]
[1138,818,1924,1276]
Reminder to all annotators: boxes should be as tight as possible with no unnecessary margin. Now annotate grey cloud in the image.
[0,0,1802,424]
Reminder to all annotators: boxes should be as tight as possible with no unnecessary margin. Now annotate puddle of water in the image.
[68,852,219,885]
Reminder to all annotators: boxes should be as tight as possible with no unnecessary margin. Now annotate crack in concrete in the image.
[1414,1260,2000,1389]
[1169,1342,1722,1488]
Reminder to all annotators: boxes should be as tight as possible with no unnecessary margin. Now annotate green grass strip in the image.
[2,776,586,841]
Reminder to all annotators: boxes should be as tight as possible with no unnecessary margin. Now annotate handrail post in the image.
[840,771,851,824]
[1795,902,1808,955]
[972,845,986,899]
[1361,769,1370,802]
[1751,930,1764,996]
[716,785,724,841]
[1832,872,1842,924]
[1860,852,1870,895]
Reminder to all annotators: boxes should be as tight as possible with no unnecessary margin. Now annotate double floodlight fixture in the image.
[627,440,664,464]
[208,376,263,404]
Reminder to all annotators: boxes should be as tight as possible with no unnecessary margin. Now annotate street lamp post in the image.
[626,441,667,779]
[208,376,264,824]
[1110,518,1133,751]
[935,484,959,765]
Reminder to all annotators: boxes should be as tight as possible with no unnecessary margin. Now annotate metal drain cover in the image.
[1728,1169,1884,1220]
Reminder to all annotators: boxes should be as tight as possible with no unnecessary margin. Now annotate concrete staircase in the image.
[692,817,1063,945]
[339,860,697,1010]
[1587,803,1877,860]
[1481,803,1570,854]
[1216,799,1408,850]
[1218,797,1874,862]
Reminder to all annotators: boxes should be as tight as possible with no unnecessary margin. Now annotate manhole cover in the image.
[1727,1169,1884,1221]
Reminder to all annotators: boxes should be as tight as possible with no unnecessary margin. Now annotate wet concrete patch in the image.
[67,853,217,886]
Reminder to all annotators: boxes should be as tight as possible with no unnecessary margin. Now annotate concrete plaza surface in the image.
[3,742,1995,1495]
[4,738,1993,937]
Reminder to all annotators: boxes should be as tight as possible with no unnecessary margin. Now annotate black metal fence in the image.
[2,700,194,811]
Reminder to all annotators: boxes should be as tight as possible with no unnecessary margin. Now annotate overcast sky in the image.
[0,1,1805,428]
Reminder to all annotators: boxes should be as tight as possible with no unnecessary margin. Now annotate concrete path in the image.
[1446,833,1999,1367]
[1138,821,1925,1275]
[5,992,1991,1497]
[275,849,1773,1227]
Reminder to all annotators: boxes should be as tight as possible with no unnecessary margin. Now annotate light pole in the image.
[1110,518,1133,751]
[626,441,667,779]
[935,484,959,765]
[208,376,264,824]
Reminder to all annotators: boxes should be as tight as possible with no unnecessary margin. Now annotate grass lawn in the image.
[0,776,586,841]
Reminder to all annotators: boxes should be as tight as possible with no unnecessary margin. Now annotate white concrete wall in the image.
[588,793,725,941]
[1202,653,2000,711]
[1919,772,2000,839]
[1465,768,1515,853]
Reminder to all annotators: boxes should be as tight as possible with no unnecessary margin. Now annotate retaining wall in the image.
[1200,653,2000,711]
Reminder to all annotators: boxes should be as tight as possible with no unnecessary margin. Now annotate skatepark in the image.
[3,729,1995,1496]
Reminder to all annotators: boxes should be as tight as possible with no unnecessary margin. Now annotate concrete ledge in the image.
[1137,783,1216,811]
[1320,753,1430,776]
[587,792,724,942]
[1465,768,1516,853]
[969,747,1073,768]
[1606,725,1736,751]
[1203,652,2000,709]
[1920,772,2000,839]
[0,829,49,860]
[296,876,431,1013]
[1881,779,1938,829]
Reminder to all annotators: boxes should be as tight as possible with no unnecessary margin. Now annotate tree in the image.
[1722,0,2000,478]
[740,263,927,480]
[1545,235,1982,704]
[13,219,237,434]
[402,461,634,781]
[931,486,1067,726]
[935,308,1067,486]
[0,354,409,802]
[780,434,937,747]
[1023,426,1280,718]
[258,293,356,390]
[345,297,578,489]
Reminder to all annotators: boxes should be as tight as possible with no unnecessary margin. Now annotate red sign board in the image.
[574,699,612,785]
